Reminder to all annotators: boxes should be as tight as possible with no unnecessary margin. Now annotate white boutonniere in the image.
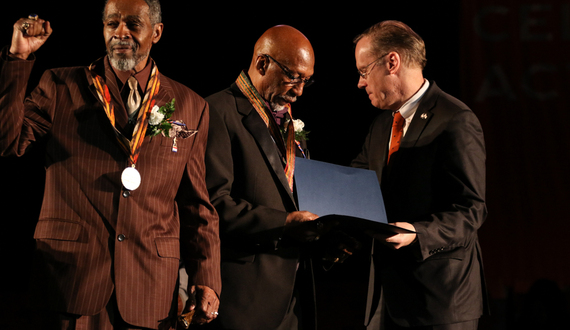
[148,98,175,137]
[283,118,310,141]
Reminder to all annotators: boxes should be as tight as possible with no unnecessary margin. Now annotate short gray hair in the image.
[144,0,162,25]
[103,0,162,25]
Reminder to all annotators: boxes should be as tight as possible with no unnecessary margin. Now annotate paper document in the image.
[294,157,415,235]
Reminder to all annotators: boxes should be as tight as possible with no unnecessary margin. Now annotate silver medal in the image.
[121,166,141,191]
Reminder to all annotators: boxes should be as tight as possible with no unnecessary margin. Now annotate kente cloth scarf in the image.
[89,59,161,169]
[235,71,296,192]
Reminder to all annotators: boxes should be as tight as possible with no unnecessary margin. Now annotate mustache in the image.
[109,40,138,52]
[282,95,297,103]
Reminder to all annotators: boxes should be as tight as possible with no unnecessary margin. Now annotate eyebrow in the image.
[104,13,143,22]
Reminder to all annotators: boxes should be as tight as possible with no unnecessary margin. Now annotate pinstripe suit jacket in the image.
[0,52,221,329]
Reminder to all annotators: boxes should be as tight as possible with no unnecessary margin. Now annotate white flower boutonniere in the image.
[148,98,175,137]
[285,118,310,141]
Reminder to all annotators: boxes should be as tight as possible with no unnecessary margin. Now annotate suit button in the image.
[117,234,126,242]
[122,190,130,198]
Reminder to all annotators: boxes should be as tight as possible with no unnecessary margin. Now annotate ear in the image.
[152,23,164,44]
[255,54,270,76]
[386,51,401,75]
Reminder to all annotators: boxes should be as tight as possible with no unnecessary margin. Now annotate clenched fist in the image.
[10,14,52,60]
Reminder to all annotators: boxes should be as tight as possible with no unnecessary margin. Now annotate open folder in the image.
[294,157,415,235]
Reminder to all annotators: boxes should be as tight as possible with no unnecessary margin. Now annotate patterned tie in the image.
[387,111,404,164]
[126,76,141,116]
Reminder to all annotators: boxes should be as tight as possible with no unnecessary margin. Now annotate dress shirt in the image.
[389,79,430,147]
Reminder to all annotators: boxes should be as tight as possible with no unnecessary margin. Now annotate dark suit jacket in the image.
[205,82,313,330]
[352,82,488,327]
[0,52,220,329]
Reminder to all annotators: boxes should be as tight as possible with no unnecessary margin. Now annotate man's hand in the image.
[10,15,52,60]
[318,229,362,264]
[185,285,219,326]
[368,222,417,250]
[284,210,320,242]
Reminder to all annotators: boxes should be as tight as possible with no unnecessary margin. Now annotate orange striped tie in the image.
[387,111,404,164]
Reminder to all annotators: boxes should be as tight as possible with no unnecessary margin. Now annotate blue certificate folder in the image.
[294,157,414,235]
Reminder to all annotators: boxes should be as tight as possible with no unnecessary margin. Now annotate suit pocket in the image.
[155,237,180,259]
[426,246,465,260]
[33,219,82,241]
[159,127,199,149]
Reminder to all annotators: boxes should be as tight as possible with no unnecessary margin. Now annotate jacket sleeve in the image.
[0,49,52,157]
[412,108,487,261]
[177,100,221,295]
[205,100,289,249]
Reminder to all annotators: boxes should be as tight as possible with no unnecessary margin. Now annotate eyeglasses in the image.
[263,54,314,87]
[357,52,390,79]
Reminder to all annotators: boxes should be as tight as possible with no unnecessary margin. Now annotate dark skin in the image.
[9,0,218,325]
[9,15,52,59]
[247,25,320,241]
[103,0,163,70]
[248,25,315,111]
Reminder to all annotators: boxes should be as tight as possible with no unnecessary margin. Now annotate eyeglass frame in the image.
[357,52,390,79]
[262,54,314,87]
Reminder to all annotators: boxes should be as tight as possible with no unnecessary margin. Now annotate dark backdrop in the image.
[1,1,568,329]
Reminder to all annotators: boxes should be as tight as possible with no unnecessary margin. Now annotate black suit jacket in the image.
[352,82,488,327]
[204,82,313,330]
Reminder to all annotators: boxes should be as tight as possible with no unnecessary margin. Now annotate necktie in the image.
[387,111,404,164]
[126,76,141,116]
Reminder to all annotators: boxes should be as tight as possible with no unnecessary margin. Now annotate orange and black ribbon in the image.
[236,71,296,192]
[90,60,161,168]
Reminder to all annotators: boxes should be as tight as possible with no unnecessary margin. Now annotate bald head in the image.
[248,25,315,110]
[249,25,314,71]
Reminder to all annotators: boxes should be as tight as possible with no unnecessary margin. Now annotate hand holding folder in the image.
[294,158,416,237]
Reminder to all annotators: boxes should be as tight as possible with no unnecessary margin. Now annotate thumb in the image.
[186,286,197,311]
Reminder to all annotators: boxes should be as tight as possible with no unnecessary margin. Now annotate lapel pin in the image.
[421,113,428,120]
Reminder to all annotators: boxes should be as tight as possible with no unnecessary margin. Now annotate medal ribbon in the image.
[236,71,296,192]
[89,60,161,168]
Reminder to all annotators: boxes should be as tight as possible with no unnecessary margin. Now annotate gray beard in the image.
[107,41,147,72]
[109,56,137,72]
[271,102,286,112]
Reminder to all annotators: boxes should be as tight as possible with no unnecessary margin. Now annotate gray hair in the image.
[144,0,162,25]
[103,0,162,25]
[354,20,427,70]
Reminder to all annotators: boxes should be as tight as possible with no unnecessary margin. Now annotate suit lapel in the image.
[86,58,174,156]
[86,57,129,135]
[402,84,439,148]
[153,77,174,115]
[388,82,439,168]
[376,112,393,167]
[104,58,129,130]
[233,85,297,208]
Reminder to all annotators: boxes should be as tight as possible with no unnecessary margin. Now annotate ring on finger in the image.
[28,14,38,20]
[21,22,30,30]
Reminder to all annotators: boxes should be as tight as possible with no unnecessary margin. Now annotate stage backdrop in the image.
[461,0,570,298]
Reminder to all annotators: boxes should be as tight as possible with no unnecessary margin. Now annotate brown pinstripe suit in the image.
[0,52,220,329]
